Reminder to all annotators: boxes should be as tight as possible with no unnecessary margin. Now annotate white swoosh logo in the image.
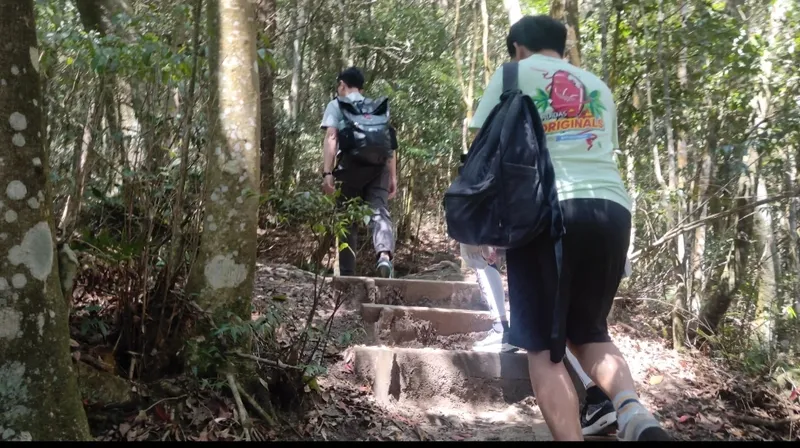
[586,407,604,421]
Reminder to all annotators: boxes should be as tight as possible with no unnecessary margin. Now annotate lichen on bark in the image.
[184,0,261,375]
[0,1,90,441]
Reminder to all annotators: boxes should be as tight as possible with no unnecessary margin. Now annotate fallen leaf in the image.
[272,294,287,302]
[649,375,664,385]
[677,415,694,424]
[133,410,148,425]
[790,387,798,402]
[70,339,80,348]
[154,404,171,422]
[118,423,131,437]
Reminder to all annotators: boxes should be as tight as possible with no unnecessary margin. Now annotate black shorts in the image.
[506,199,631,353]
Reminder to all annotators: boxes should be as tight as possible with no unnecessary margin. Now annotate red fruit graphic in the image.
[546,70,585,118]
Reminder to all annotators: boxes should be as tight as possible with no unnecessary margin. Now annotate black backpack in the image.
[443,61,568,363]
[337,95,396,166]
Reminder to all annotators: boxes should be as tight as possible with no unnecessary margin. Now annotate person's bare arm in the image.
[322,127,338,194]
[387,152,397,199]
[323,127,338,173]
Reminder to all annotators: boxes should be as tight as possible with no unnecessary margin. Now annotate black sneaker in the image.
[581,400,617,436]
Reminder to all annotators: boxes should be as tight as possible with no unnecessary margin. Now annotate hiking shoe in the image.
[376,256,393,278]
[472,329,518,353]
[581,400,617,436]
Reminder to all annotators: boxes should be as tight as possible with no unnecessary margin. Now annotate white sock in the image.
[565,348,594,389]
[613,390,659,440]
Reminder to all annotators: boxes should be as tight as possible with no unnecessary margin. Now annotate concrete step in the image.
[352,345,532,406]
[361,303,495,337]
[352,345,587,407]
[333,276,486,311]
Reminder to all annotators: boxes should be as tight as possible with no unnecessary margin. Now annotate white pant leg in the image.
[461,244,507,322]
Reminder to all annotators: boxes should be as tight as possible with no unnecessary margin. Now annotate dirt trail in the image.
[253,260,799,442]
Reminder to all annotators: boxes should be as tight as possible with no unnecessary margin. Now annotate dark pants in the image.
[506,199,631,353]
[334,157,394,276]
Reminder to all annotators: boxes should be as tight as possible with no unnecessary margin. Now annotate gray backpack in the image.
[337,95,396,166]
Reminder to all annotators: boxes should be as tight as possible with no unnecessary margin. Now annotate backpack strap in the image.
[337,97,363,115]
[501,61,519,92]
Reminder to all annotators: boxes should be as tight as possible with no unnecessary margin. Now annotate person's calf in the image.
[526,350,583,441]
[568,341,637,401]
[569,342,669,441]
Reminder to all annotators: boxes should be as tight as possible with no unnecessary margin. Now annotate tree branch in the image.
[631,190,800,262]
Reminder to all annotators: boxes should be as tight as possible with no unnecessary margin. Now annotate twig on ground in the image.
[232,350,302,370]
[235,381,277,428]
[226,373,252,441]
[145,394,188,412]
[281,415,304,438]
[736,413,800,428]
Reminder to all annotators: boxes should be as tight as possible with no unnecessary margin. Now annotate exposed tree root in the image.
[226,373,252,441]
[236,380,277,428]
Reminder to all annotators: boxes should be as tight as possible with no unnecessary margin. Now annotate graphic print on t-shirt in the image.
[529,69,606,150]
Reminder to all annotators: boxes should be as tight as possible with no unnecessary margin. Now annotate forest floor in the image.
[72,222,800,441]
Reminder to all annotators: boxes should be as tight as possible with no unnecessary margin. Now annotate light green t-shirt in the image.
[470,54,631,211]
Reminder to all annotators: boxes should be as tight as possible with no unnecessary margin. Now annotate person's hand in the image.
[388,176,397,200]
[322,175,335,195]
[481,246,498,265]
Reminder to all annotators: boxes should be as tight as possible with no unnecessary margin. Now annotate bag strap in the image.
[501,61,519,92]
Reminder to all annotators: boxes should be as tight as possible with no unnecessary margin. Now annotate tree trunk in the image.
[0,1,91,440]
[59,86,104,239]
[609,2,621,89]
[689,96,717,313]
[599,0,609,83]
[657,0,686,349]
[503,0,522,25]
[185,0,260,374]
[341,0,352,66]
[783,146,800,317]
[748,0,788,348]
[480,0,490,86]
[257,0,277,191]
[625,37,640,260]
[74,0,143,174]
[453,0,468,154]
[564,0,581,66]
[288,0,306,122]
[462,7,479,153]
[549,0,581,66]
[675,0,692,332]
[281,0,308,188]
[165,0,202,289]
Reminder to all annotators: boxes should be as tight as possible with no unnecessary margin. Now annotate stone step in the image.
[361,304,495,343]
[333,276,486,311]
[352,345,532,406]
[352,346,588,407]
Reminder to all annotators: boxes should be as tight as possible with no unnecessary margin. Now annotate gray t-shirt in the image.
[320,92,390,130]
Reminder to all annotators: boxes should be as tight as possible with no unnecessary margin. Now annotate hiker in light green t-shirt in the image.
[467,15,670,442]
[470,35,630,213]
